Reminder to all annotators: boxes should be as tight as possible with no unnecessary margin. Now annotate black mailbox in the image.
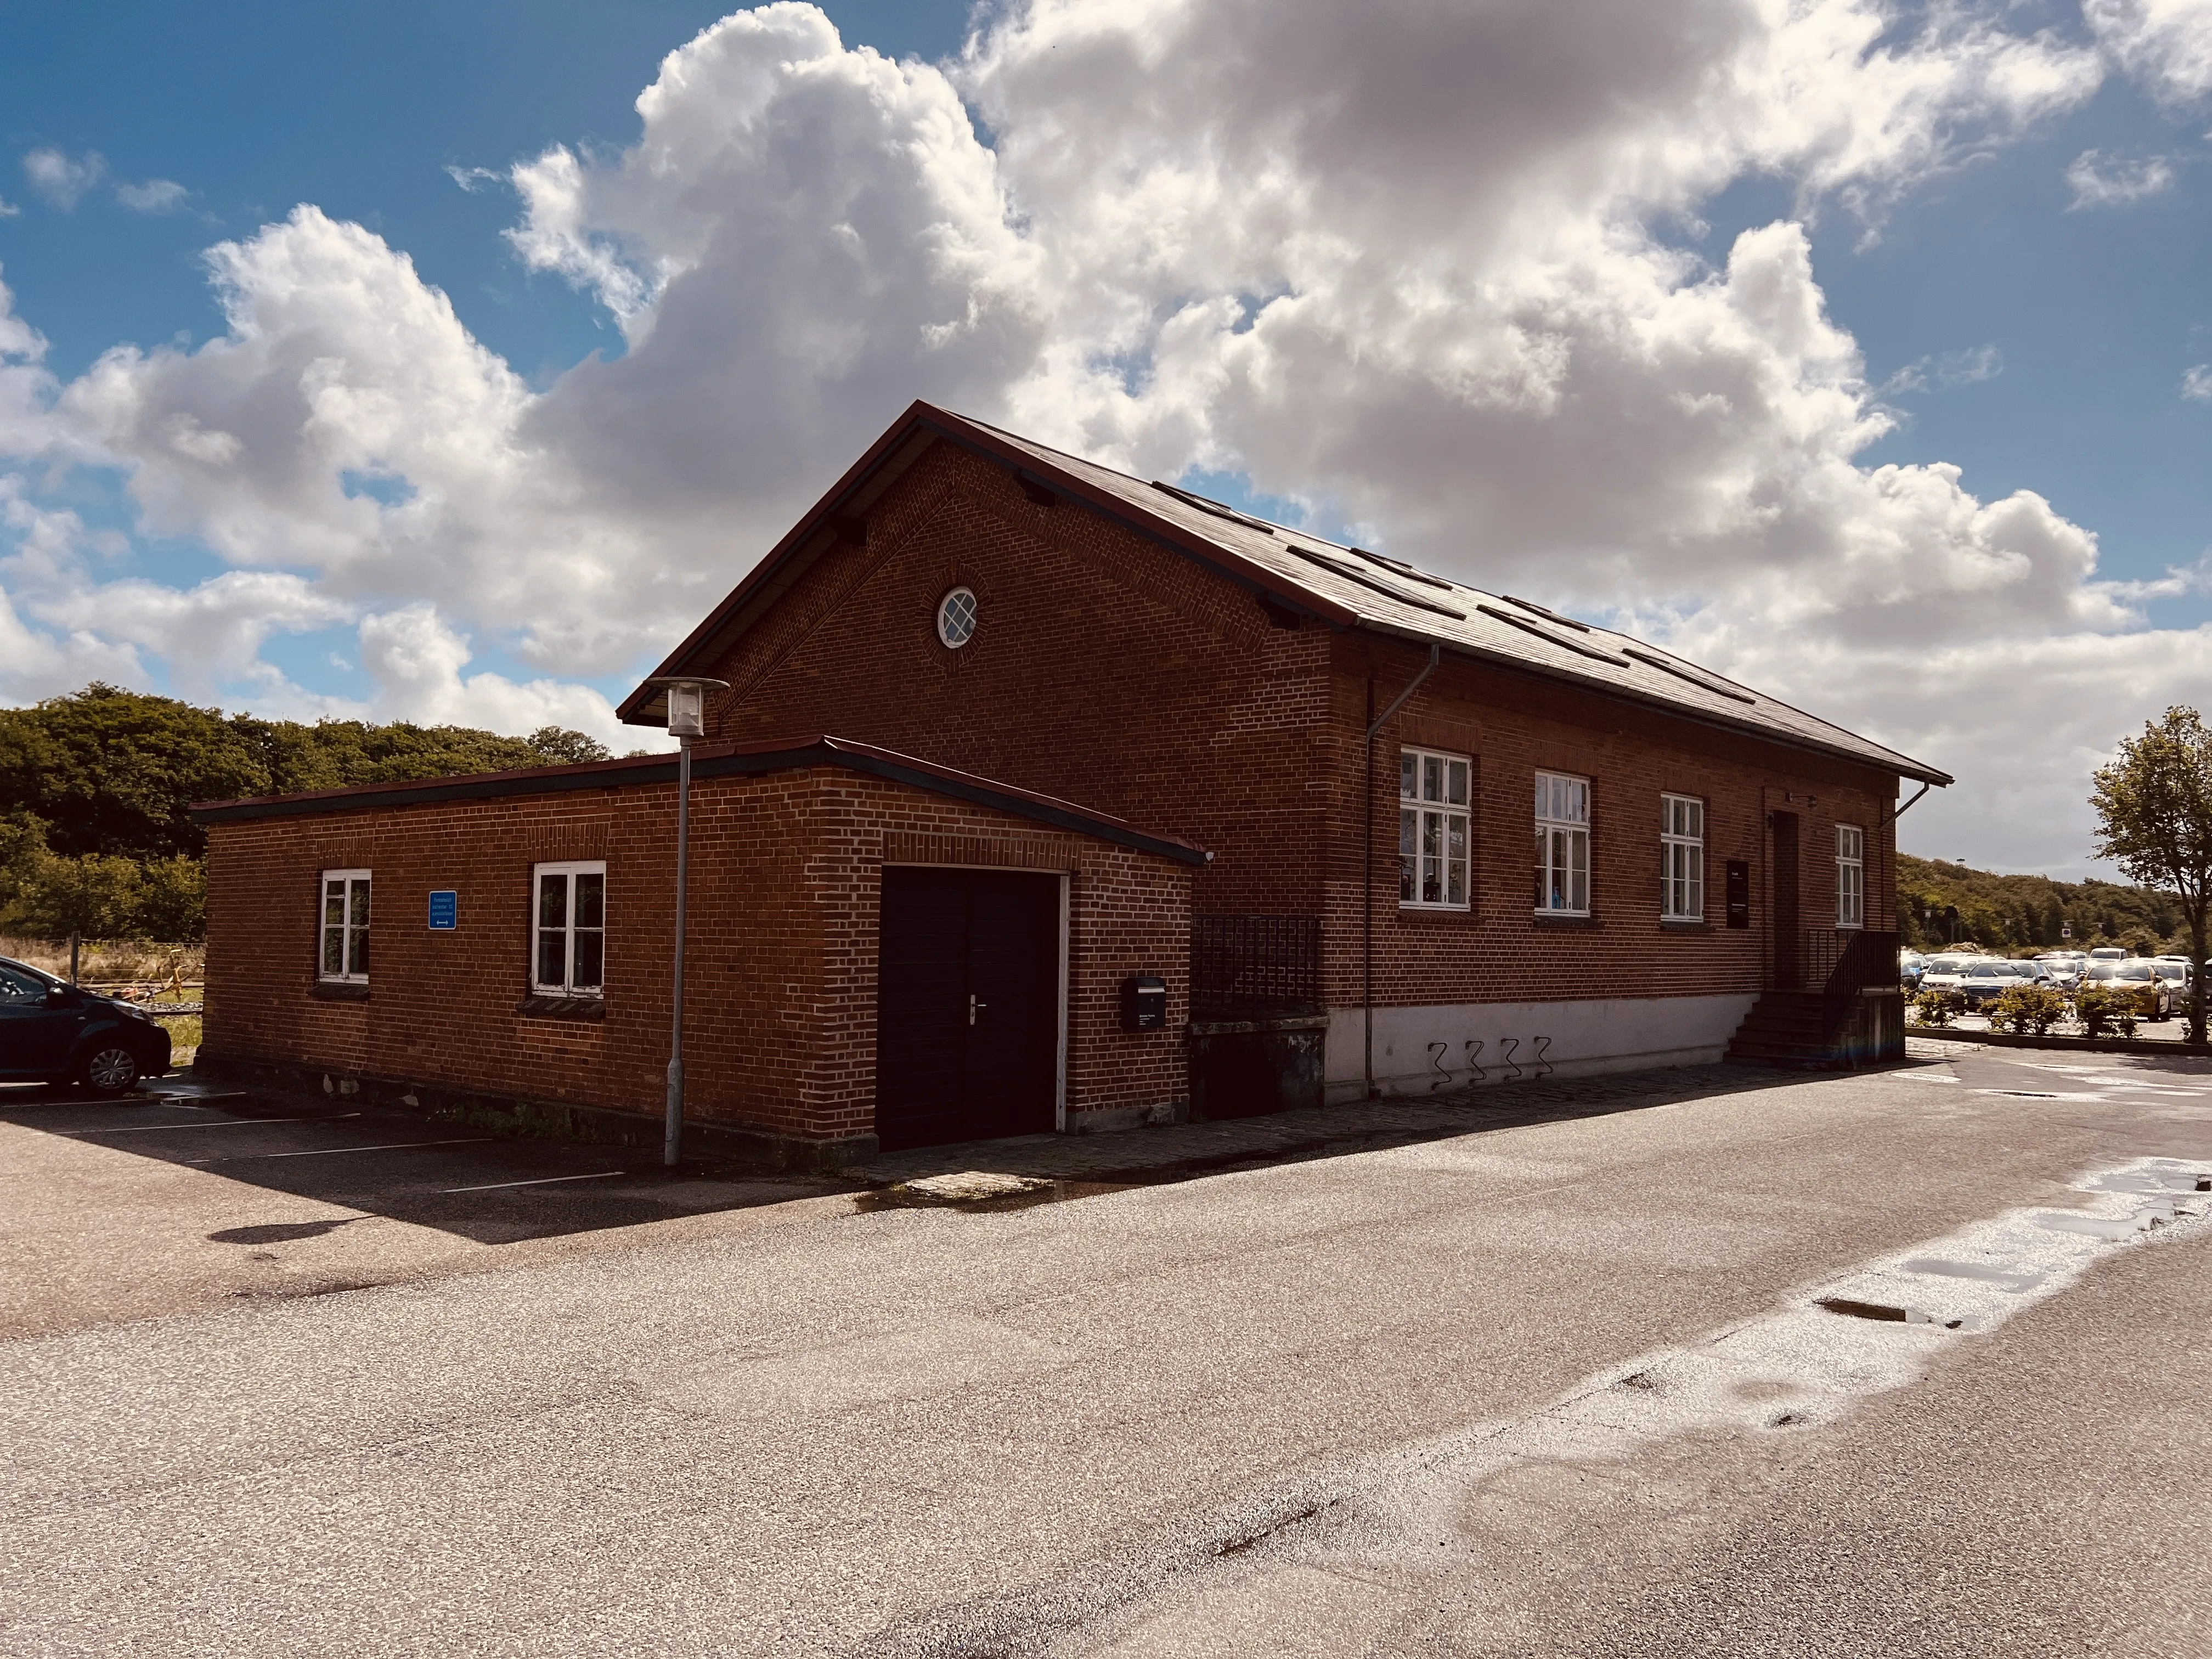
[1121,974,1167,1031]
[1725,860,1751,929]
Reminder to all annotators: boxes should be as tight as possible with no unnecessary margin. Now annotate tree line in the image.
[0,684,617,943]
[1897,853,2182,953]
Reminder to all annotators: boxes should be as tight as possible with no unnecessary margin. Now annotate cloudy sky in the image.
[2,0,2209,873]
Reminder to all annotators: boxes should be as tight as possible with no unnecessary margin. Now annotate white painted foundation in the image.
[1325,993,1758,1102]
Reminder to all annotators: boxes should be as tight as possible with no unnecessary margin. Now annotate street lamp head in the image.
[645,676,731,740]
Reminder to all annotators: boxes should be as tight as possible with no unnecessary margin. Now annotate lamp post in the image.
[647,675,729,1168]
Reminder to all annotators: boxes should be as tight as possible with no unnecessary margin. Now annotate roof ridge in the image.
[633,402,1951,786]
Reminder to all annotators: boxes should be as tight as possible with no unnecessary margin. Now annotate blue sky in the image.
[1,2,969,382]
[0,0,976,712]
[2,0,2209,871]
[7,0,2201,585]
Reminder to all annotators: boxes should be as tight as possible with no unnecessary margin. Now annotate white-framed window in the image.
[936,586,978,648]
[1836,824,1865,929]
[319,870,371,982]
[1661,794,1705,921]
[1399,748,1471,909]
[1534,772,1591,916]
[533,861,607,996]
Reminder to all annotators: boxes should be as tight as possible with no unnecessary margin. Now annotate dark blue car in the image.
[0,955,172,1094]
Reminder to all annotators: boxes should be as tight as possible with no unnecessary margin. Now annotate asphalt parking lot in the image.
[0,1054,1835,1344]
[6,1042,2211,1657]
[0,1075,842,1339]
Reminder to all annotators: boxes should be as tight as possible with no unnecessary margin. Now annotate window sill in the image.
[1532,913,1600,929]
[1660,919,1711,932]
[312,980,370,1001]
[1397,904,1475,918]
[517,994,606,1022]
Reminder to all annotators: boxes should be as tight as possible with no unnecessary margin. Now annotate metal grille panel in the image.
[1192,916,1322,1019]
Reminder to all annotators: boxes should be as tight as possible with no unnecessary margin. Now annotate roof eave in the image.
[188,735,1212,867]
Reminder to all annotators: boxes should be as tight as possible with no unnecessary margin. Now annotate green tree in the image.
[0,809,48,906]
[0,685,268,860]
[2091,707,2212,1044]
[13,854,144,943]
[525,727,613,765]
[132,855,208,941]
[0,687,623,946]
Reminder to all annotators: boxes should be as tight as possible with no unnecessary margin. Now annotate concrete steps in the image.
[1725,990,1844,1067]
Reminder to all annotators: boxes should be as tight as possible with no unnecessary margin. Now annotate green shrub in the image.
[1990,983,2068,1036]
[1911,988,1961,1026]
[2074,984,2139,1039]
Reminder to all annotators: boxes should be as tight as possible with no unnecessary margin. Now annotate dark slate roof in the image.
[188,735,1211,866]
[624,402,1952,787]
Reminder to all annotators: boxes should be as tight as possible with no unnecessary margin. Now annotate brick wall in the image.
[702,435,1901,1019]
[1327,631,1895,1012]
[708,441,1333,917]
[202,765,1190,1146]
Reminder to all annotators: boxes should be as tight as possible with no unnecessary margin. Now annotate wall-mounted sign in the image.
[427,890,458,931]
[1724,861,1751,929]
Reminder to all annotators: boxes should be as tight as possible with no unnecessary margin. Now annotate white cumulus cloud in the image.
[2086,0,2212,103]
[0,0,2203,867]
[22,148,107,210]
[115,178,189,214]
[356,602,631,742]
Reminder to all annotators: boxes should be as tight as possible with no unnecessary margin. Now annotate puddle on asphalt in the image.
[2085,1167,2211,1194]
[1899,1256,2046,1291]
[852,1176,1147,1214]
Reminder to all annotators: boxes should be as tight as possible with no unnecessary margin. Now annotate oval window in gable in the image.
[936,586,978,649]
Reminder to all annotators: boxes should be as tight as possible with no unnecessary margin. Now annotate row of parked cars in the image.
[1898,947,2198,1018]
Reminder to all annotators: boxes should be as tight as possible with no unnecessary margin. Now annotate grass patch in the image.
[155,1013,202,1053]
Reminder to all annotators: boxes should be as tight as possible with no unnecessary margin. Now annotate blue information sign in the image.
[427,890,458,931]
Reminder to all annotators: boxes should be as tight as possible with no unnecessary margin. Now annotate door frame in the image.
[878,862,1071,1135]
[1052,872,1070,1132]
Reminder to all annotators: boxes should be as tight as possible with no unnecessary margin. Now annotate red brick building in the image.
[197,402,1947,1160]
[196,739,1200,1164]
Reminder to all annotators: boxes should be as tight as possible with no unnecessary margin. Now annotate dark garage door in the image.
[877,867,1062,1151]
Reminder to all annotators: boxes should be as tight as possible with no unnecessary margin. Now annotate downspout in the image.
[1364,641,1441,1100]
[1883,780,1933,825]
[1880,780,1934,946]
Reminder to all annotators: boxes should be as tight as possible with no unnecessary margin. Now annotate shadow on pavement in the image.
[0,1076,844,1245]
[5,1058,1895,1239]
[844,1061,1872,1188]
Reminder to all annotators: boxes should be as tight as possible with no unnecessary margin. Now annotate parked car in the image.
[1917,955,1982,997]
[2080,959,2172,1019]
[1956,958,2053,1011]
[2033,953,2084,989]
[0,955,172,1093]
[2148,959,2199,1011]
[2089,946,2129,962]
[1899,951,1929,990]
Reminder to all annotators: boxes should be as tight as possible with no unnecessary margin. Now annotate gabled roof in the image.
[625,402,1952,787]
[188,734,1211,866]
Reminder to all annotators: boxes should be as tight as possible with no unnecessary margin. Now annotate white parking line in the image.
[65,1114,362,1136]
[201,1137,494,1163]
[438,1170,627,1193]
